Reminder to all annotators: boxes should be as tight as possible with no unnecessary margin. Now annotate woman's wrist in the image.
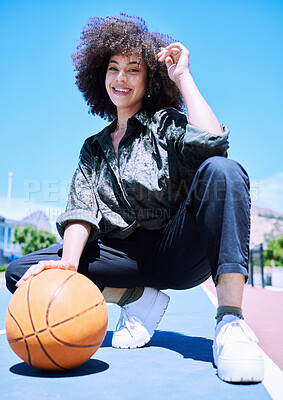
[174,70,194,92]
[60,258,79,270]
[61,221,91,271]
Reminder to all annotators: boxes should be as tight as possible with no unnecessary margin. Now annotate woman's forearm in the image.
[177,71,222,135]
[61,221,91,269]
[157,43,222,135]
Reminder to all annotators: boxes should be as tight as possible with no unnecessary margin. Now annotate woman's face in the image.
[105,53,147,115]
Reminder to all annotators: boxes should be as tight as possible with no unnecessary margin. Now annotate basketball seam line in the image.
[9,300,106,346]
[45,273,76,328]
[27,275,66,370]
[48,330,104,348]
[50,300,106,329]
[7,307,32,365]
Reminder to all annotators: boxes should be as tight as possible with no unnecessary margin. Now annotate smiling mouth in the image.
[113,87,132,94]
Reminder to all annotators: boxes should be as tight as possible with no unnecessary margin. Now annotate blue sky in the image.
[0,0,283,228]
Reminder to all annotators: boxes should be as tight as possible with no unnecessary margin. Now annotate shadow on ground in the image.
[9,359,109,378]
[102,330,214,364]
[9,331,213,378]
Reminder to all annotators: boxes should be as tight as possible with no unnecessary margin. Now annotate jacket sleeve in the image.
[56,138,100,241]
[161,108,229,168]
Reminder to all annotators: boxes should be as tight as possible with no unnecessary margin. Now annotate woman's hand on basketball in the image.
[157,42,190,85]
[15,260,77,288]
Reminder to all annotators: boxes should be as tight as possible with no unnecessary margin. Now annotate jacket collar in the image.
[131,108,149,126]
[92,108,150,142]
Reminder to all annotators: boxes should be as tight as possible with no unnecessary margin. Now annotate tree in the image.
[264,235,283,266]
[13,225,57,255]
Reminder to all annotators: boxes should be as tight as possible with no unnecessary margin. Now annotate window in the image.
[7,227,12,248]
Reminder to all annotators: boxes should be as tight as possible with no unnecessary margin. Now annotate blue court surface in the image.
[0,280,281,400]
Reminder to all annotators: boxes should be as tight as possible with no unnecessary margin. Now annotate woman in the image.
[6,14,264,383]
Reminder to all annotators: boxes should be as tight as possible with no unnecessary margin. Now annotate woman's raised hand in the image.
[15,260,77,288]
[157,42,190,85]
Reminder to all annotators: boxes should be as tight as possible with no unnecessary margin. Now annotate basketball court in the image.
[1,273,282,400]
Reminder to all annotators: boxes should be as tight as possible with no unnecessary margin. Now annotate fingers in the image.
[163,42,187,51]
[15,261,76,288]
[157,48,176,62]
[43,264,76,272]
[16,262,45,287]
[157,42,189,63]
[164,56,174,70]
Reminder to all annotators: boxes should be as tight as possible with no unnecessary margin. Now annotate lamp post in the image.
[7,172,13,209]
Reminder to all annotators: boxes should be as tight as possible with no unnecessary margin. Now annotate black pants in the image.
[6,157,250,294]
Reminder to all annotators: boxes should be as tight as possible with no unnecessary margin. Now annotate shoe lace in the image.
[216,319,259,347]
[116,308,136,337]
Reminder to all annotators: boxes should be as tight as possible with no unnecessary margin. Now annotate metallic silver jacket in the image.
[56,107,229,241]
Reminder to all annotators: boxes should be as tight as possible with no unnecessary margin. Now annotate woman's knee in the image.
[200,156,250,184]
[188,156,250,207]
[5,258,24,293]
[5,243,63,294]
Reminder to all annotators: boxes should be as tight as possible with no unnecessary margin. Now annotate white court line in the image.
[201,283,283,400]
[201,283,218,308]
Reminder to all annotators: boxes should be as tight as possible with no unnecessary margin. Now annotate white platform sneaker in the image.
[213,315,264,383]
[112,287,170,349]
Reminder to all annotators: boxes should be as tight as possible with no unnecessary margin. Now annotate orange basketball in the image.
[5,269,108,371]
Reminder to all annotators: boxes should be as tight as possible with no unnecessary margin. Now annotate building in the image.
[0,210,53,265]
[0,215,27,264]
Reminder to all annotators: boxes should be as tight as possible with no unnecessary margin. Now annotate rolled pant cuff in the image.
[214,263,249,285]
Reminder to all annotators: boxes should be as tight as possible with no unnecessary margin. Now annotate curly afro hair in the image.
[72,13,185,121]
